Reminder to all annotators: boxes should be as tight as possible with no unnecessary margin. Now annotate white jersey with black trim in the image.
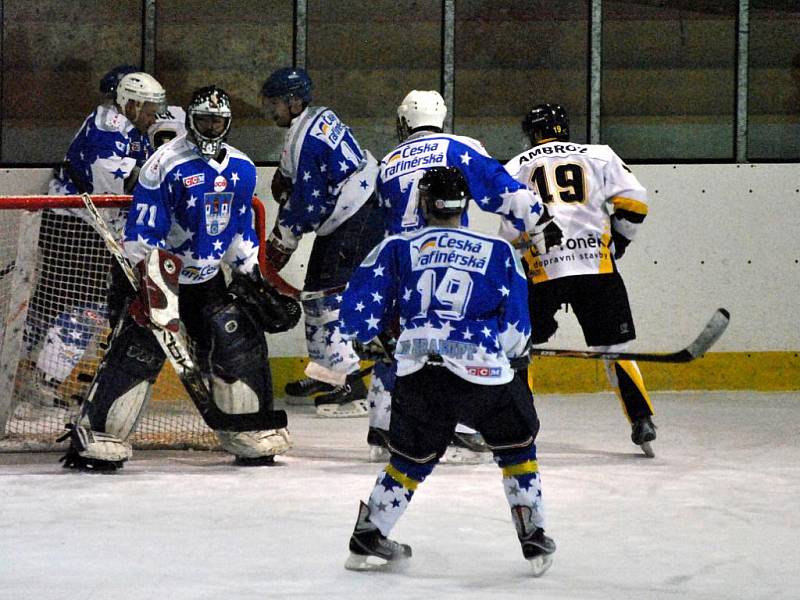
[504,140,648,283]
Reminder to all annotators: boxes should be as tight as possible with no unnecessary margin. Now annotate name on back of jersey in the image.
[517,143,588,162]
[382,140,448,181]
[410,230,491,274]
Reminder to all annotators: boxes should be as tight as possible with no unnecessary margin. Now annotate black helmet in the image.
[419,167,470,218]
[522,103,569,144]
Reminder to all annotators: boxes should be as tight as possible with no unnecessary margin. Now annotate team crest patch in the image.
[204,192,233,235]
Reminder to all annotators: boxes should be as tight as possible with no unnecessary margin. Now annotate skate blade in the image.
[528,554,554,577]
[368,445,390,463]
[441,446,489,465]
[639,441,655,458]
[344,552,409,572]
[316,400,368,418]
[284,396,315,406]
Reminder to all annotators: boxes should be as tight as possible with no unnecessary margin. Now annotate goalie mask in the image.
[419,166,470,218]
[186,85,232,157]
[522,103,570,145]
[396,90,447,142]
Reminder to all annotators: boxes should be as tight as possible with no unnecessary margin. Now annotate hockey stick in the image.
[79,193,281,432]
[305,309,729,386]
[304,361,375,387]
[529,308,730,363]
[252,196,346,301]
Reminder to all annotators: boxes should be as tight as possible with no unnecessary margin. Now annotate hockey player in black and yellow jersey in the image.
[504,104,656,457]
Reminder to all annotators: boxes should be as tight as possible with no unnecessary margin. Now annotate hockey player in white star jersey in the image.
[59,86,301,470]
[260,67,384,418]
[339,167,555,575]
[364,90,563,461]
[505,103,656,456]
[28,69,164,410]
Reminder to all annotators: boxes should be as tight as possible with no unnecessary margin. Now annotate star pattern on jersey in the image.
[123,136,258,283]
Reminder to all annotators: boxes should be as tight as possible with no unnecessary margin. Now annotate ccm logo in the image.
[466,366,502,378]
[183,173,205,187]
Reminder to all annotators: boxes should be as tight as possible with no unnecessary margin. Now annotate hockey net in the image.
[0,195,218,451]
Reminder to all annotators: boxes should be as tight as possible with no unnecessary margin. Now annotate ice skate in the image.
[512,505,555,577]
[345,501,411,571]
[57,424,131,471]
[284,377,334,405]
[442,430,490,464]
[631,416,657,458]
[315,379,368,418]
[367,427,390,462]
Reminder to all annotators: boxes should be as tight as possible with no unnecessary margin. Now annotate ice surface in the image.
[2,391,798,600]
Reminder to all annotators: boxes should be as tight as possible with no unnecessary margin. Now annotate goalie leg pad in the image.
[217,428,292,460]
[80,318,164,440]
[205,300,286,431]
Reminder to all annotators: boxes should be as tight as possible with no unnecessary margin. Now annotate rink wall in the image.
[1,164,798,392]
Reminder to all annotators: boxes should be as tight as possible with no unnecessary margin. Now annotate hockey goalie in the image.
[60,85,301,470]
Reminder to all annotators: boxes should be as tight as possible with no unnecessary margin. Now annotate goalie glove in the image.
[530,207,563,255]
[228,266,302,334]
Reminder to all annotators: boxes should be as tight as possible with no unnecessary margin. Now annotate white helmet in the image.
[396,90,447,141]
[116,72,166,112]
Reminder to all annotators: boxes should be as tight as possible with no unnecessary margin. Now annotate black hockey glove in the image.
[531,207,563,255]
[353,333,397,363]
[229,267,302,334]
[611,229,631,260]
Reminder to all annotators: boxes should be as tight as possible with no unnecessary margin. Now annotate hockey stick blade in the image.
[304,361,375,387]
[530,308,730,363]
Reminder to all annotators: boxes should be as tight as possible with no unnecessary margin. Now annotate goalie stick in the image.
[79,193,279,432]
[528,308,730,363]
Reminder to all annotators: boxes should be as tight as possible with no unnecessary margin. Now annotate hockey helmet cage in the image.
[419,166,470,218]
[116,72,166,112]
[396,90,447,141]
[261,67,313,103]
[522,103,570,144]
[100,64,138,98]
[186,85,232,157]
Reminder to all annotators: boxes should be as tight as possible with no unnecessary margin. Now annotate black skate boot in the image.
[631,415,657,458]
[512,505,555,577]
[367,427,391,462]
[315,378,368,418]
[345,501,412,571]
[284,377,335,397]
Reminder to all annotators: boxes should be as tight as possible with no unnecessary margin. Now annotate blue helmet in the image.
[99,64,138,97]
[261,67,313,103]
